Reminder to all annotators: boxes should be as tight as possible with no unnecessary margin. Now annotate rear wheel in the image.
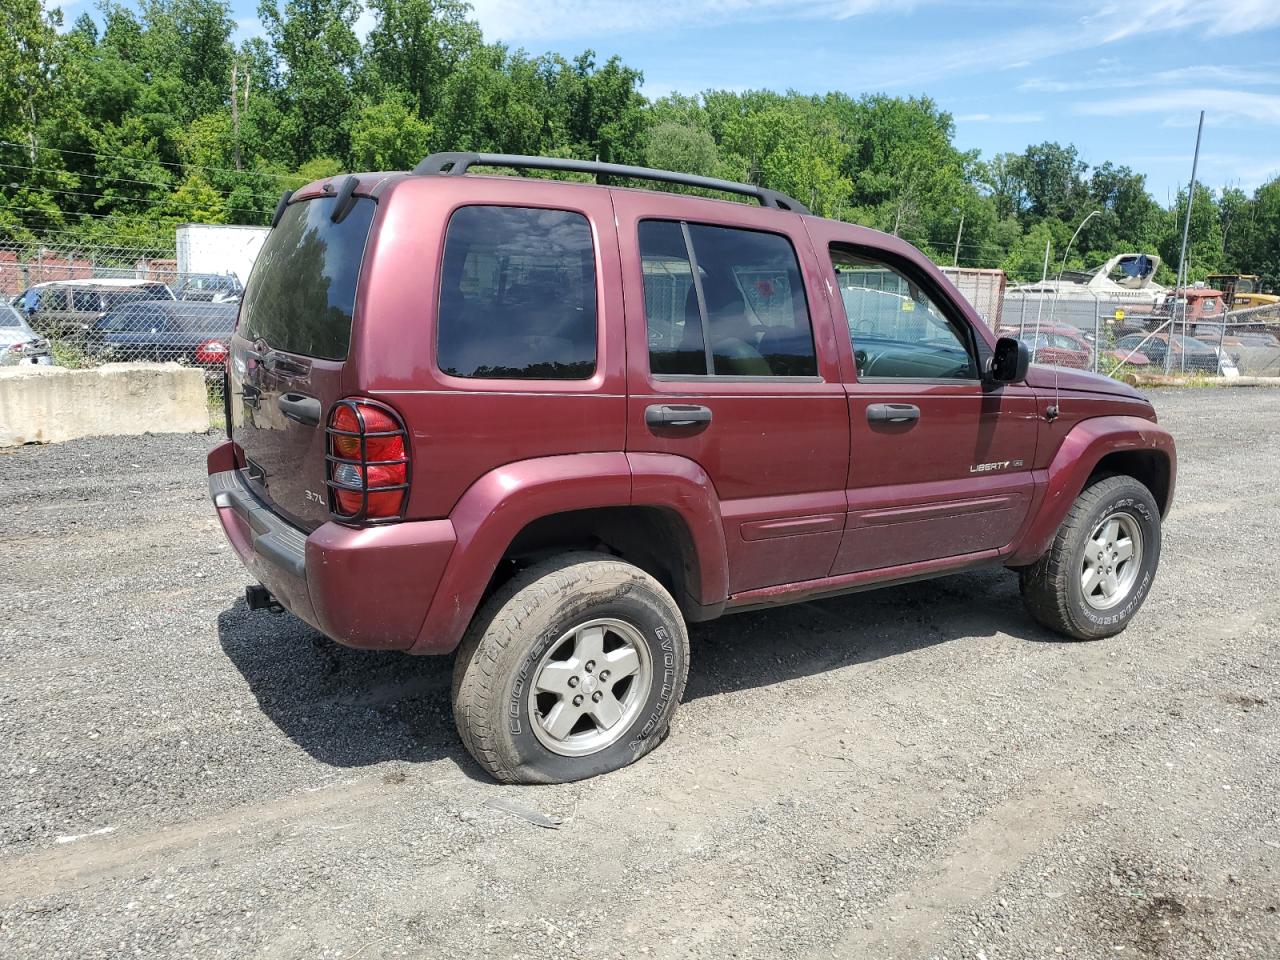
[1019,475,1162,640]
[451,553,690,784]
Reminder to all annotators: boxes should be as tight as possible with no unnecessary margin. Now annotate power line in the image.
[1,182,270,220]
[0,140,305,185]
[0,160,287,205]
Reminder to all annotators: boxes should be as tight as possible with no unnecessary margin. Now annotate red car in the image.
[209,153,1176,783]
[1000,324,1150,369]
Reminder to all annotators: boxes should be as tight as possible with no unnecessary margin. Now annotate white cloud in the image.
[353,6,376,41]
[467,0,917,42]
[1084,0,1280,43]
[1119,152,1280,191]
[1075,88,1280,125]
[1023,64,1280,94]
[957,111,1045,123]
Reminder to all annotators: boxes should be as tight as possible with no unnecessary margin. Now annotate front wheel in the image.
[1019,475,1162,640]
[451,553,690,784]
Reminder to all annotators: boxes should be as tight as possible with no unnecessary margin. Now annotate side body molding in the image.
[1005,415,1176,567]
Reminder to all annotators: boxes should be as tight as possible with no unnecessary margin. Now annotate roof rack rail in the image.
[412,152,810,215]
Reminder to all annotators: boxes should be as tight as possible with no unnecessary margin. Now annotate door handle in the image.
[866,403,920,424]
[277,392,321,426]
[645,404,713,429]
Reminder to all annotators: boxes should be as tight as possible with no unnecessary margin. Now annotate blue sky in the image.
[227,0,1280,202]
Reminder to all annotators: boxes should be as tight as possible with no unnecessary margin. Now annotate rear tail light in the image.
[196,339,229,365]
[325,398,410,524]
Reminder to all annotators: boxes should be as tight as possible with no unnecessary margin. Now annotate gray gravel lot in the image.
[1,388,1278,959]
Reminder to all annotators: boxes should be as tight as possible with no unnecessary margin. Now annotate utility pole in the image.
[230,61,242,171]
[952,211,965,268]
[1167,110,1204,375]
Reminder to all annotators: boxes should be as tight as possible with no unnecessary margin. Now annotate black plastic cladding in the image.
[324,399,411,526]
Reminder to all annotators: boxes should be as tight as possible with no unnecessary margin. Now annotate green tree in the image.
[259,0,362,165]
[363,0,479,117]
[1011,141,1088,224]
[644,122,718,178]
[350,97,433,169]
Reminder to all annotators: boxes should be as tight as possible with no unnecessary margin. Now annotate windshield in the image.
[237,195,375,360]
[0,304,22,328]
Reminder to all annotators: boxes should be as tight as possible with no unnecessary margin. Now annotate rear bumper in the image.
[209,451,456,651]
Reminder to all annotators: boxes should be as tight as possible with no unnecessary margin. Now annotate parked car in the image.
[20,278,175,340]
[1192,325,1280,349]
[0,302,52,366]
[997,324,1150,369]
[88,300,237,371]
[176,273,243,303]
[1115,332,1222,373]
[209,152,1176,784]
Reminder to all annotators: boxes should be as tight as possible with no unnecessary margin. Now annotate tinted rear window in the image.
[437,205,597,380]
[238,196,375,360]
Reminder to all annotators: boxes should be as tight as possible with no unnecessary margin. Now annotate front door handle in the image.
[277,392,321,426]
[645,404,713,429]
[866,402,920,424]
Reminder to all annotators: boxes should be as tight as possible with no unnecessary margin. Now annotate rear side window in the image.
[437,205,597,380]
[238,195,375,360]
[639,219,817,378]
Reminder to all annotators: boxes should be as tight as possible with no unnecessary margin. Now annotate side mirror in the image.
[989,336,1030,384]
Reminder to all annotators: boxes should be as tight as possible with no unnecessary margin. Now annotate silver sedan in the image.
[0,302,52,366]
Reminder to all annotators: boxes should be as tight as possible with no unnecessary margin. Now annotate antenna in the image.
[1046,209,1101,421]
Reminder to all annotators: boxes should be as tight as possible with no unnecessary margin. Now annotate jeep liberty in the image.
[209,152,1177,783]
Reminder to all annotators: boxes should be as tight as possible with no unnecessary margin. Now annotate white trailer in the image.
[175,224,271,289]
[941,267,1007,330]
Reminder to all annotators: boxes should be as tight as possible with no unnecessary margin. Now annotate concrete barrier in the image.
[0,363,210,447]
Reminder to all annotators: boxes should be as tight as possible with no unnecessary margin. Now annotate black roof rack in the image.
[413,152,810,215]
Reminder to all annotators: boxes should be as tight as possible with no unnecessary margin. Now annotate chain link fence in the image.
[1,238,241,427]
[1000,290,1280,380]
[7,231,1280,446]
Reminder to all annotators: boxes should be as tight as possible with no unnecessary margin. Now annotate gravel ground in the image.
[1,388,1278,959]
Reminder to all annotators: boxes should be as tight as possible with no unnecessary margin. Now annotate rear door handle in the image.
[277,392,321,426]
[645,404,713,429]
[866,403,920,424]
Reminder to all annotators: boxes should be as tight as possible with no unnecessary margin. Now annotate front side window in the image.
[437,205,597,380]
[831,248,977,380]
[639,220,816,377]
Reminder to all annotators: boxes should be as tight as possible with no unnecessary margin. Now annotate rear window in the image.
[101,305,167,331]
[238,195,376,360]
[437,205,597,380]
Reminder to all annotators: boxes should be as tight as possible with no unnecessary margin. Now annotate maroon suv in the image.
[209,152,1176,783]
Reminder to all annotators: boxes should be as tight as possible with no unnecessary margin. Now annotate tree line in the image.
[3,0,1278,286]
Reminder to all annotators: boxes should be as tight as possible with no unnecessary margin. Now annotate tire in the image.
[451,552,690,784]
[1019,475,1162,641]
